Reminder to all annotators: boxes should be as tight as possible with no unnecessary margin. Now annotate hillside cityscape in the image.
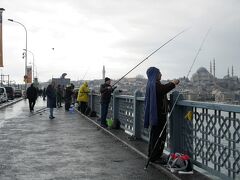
[1,63,240,105]
[70,63,240,105]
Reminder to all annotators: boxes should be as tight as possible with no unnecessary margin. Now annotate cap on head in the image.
[105,77,110,82]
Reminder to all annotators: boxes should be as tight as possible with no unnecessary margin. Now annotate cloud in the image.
[1,0,240,83]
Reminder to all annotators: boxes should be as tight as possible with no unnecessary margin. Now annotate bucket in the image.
[106,119,113,127]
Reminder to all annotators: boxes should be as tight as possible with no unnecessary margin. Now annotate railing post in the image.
[169,91,193,157]
[133,90,142,139]
[90,89,94,110]
[112,90,119,128]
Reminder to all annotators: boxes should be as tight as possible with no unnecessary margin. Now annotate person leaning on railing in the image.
[77,81,90,114]
[144,66,179,163]
[99,77,117,128]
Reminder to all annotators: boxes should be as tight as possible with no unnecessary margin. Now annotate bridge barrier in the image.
[87,90,240,180]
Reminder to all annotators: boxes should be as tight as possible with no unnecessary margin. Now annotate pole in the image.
[8,19,28,89]
[0,8,5,67]
[23,49,35,79]
[7,74,9,86]
[0,74,2,86]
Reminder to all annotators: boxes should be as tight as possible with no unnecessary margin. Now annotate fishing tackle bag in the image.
[167,153,193,174]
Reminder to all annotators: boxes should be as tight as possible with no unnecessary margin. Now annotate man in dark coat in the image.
[64,84,74,111]
[56,84,63,108]
[26,83,38,112]
[42,87,46,101]
[46,82,57,119]
[99,77,116,128]
[144,67,179,163]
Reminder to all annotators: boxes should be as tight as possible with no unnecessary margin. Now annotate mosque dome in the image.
[191,67,214,84]
[196,67,209,74]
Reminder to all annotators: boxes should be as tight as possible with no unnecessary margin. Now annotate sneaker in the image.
[49,116,55,119]
[100,124,108,128]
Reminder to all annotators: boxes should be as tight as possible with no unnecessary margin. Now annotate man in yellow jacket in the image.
[77,82,90,114]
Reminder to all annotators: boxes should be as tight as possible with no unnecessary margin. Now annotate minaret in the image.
[232,65,234,77]
[213,58,216,77]
[210,61,212,74]
[227,67,230,77]
[102,65,106,80]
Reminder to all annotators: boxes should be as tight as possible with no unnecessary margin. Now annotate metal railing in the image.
[88,90,240,180]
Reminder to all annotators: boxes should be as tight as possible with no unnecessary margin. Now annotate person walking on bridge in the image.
[46,81,57,119]
[56,84,63,108]
[144,67,179,163]
[26,83,38,112]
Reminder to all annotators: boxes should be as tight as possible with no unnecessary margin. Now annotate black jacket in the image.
[100,83,113,104]
[46,85,57,108]
[156,81,175,125]
[26,86,38,101]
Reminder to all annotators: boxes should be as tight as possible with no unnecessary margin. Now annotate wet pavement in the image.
[0,99,172,180]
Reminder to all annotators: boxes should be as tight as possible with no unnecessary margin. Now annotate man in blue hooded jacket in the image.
[144,67,179,163]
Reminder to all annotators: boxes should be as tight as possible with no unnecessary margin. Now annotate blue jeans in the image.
[100,103,109,126]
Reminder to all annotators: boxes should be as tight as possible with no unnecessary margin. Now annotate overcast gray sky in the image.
[1,0,240,83]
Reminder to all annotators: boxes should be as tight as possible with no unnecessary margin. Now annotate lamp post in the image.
[0,8,5,68]
[8,18,27,89]
[23,49,34,80]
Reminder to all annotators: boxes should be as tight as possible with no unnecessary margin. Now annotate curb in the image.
[0,98,24,109]
[74,108,181,180]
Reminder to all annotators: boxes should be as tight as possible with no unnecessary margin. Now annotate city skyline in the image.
[0,0,239,83]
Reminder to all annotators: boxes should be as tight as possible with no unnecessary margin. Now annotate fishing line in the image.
[81,67,89,82]
[112,28,189,87]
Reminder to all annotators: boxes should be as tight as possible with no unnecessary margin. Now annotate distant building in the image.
[181,66,240,104]
[52,73,70,89]
[191,67,215,86]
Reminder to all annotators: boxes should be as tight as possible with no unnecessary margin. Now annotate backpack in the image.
[167,153,193,174]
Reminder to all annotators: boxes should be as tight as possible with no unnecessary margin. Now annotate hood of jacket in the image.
[144,67,160,128]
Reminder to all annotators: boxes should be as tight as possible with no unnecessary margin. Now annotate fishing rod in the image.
[112,29,188,87]
[81,67,89,82]
[186,28,211,78]
[144,28,211,169]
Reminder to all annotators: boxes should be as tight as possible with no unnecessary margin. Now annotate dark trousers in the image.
[57,96,62,107]
[100,102,109,126]
[80,102,87,114]
[28,99,36,111]
[148,122,167,162]
[65,98,72,111]
[65,101,70,111]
